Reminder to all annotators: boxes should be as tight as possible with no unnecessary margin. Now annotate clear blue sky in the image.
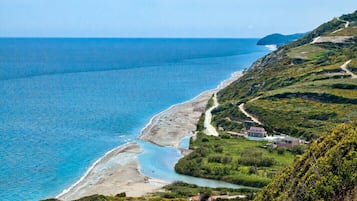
[0,0,355,38]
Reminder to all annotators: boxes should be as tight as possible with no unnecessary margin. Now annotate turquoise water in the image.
[138,140,244,189]
[0,38,268,201]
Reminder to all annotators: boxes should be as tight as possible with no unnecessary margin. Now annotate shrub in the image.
[238,155,275,167]
[249,166,258,174]
[277,147,286,155]
[202,137,209,142]
[115,192,126,197]
[290,145,306,155]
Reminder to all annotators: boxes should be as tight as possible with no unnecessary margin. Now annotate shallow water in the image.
[138,140,244,189]
[0,38,268,200]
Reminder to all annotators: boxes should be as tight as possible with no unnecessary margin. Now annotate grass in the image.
[245,98,357,140]
[217,34,357,141]
[175,133,296,188]
[211,103,250,132]
[254,122,357,201]
[287,44,328,60]
[206,95,215,110]
[151,181,258,199]
[328,26,357,36]
[265,79,357,99]
[348,58,357,73]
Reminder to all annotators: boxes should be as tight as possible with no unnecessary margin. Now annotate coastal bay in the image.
[0,38,268,200]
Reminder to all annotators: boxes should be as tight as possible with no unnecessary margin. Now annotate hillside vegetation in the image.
[176,10,357,198]
[254,123,357,201]
[175,128,296,188]
[217,11,357,140]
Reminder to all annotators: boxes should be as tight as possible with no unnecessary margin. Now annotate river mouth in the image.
[137,138,248,189]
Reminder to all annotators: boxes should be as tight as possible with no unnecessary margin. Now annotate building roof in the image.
[273,136,299,142]
[248,126,266,132]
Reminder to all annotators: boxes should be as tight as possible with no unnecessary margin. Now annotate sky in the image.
[0,0,356,38]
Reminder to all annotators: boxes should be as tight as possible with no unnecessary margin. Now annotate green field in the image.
[175,132,296,188]
[287,44,328,60]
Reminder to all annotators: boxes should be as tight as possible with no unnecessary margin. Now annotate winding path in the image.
[340,18,350,28]
[340,60,357,79]
[204,93,220,136]
[311,18,350,44]
[238,103,262,125]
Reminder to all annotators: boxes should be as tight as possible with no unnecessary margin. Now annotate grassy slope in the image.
[254,123,357,201]
[176,10,357,195]
[216,11,357,140]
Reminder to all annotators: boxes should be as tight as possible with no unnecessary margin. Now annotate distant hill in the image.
[257,33,305,47]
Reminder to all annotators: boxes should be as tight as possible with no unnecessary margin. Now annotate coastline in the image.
[140,71,243,147]
[265,44,277,51]
[56,70,244,200]
[56,142,168,200]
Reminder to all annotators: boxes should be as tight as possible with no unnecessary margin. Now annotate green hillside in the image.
[176,10,357,198]
[216,11,357,140]
[254,123,357,201]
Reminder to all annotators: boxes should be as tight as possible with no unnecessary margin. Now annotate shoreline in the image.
[265,44,277,51]
[56,143,135,199]
[56,70,244,200]
[139,71,243,147]
[56,142,168,200]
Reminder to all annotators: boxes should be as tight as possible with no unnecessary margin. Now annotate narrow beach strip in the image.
[140,71,243,147]
[56,142,168,201]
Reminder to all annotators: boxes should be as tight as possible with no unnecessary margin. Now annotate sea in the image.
[0,38,269,201]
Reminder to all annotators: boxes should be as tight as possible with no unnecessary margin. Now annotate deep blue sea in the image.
[0,38,268,201]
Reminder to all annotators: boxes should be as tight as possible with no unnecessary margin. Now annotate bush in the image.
[208,155,232,164]
[221,134,231,139]
[238,149,275,167]
[277,147,286,155]
[115,192,126,197]
[202,137,209,142]
[214,145,224,153]
[290,145,306,155]
[74,195,107,201]
[248,166,258,174]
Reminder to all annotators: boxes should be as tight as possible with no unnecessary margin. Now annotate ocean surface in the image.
[0,38,268,201]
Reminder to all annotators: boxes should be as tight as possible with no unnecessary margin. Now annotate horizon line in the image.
[0,36,261,40]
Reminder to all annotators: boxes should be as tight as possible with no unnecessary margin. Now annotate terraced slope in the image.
[217,11,357,140]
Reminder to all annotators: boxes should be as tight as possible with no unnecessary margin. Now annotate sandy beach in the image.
[57,143,168,200]
[57,71,243,200]
[140,71,243,147]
